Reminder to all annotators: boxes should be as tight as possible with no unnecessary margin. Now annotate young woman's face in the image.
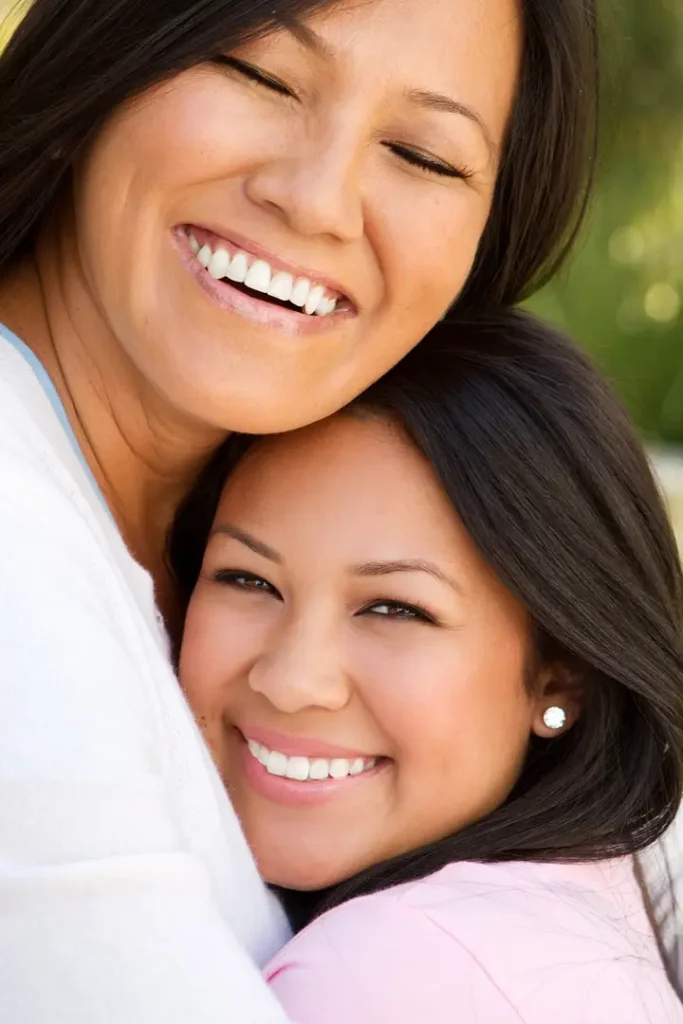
[180,416,556,890]
[70,0,520,432]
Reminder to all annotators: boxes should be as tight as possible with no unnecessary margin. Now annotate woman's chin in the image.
[263,864,346,892]
[258,851,356,892]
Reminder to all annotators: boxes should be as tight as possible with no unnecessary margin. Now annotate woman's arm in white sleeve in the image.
[0,469,296,1023]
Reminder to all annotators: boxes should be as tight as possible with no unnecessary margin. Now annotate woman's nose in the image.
[245,128,365,242]
[247,616,351,714]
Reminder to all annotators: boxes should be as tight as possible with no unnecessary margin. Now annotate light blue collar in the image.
[0,322,110,516]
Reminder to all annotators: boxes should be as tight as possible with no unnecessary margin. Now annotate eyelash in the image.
[212,570,439,625]
[213,569,282,597]
[215,57,472,181]
[358,599,439,625]
[213,56,296,98]
[385,143,472,181]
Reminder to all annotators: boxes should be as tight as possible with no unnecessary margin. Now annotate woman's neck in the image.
[0,225,226,627]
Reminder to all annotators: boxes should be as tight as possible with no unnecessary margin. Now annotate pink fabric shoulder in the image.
[266,857,683,1023]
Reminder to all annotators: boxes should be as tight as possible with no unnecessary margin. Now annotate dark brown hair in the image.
[170,310,683,928]
[0,0,597,308]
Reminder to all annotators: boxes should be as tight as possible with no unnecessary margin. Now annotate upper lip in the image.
[187,223,357,309]
[239,724,377,761]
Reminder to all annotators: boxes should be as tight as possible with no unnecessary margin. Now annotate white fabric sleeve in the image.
[0,462,296,1023]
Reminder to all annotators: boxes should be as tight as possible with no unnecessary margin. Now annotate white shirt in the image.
[1,326,679,1020]
[0,327,294,1023]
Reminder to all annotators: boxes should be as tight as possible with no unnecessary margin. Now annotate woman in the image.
[0,0,598,1020]
[176,311,683,1021]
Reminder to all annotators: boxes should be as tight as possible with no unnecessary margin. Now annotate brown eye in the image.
[360,600,438,624]
[212,569,281,599]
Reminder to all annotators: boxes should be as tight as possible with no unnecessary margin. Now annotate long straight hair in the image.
[0,0,597,308]
[170,310,683,928]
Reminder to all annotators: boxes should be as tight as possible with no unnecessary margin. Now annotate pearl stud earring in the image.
[543,706,567,730]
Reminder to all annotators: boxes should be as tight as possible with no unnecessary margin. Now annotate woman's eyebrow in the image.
[284,18,336,59]
[285,19,494,158]
[210,523,282,563]
[351,559,463,594]
[405,88,496,158]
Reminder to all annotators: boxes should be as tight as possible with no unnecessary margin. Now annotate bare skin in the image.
[0,0,520,626]
[0,251,220,625]
[180,415,581,890]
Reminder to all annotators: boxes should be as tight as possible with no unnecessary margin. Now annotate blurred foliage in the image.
[528,0,683,442]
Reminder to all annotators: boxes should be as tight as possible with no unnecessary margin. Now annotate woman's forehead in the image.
[258,0,522,145]
[213,415,484,586]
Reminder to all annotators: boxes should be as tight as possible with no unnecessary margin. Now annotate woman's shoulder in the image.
[0,329,140,583]
[0,329,86,479]
[0,329,166,721]
[0,332,95,520]
[267,858,683,1024]
[389,856,651,936]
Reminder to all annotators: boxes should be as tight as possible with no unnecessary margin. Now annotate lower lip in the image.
[172,227,352,337]
[239,739,387,808]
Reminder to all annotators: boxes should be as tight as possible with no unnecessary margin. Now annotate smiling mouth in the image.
[184,226,351,318]
[247,737,380,782]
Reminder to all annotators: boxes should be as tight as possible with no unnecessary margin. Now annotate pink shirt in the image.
[267,857,683,1022]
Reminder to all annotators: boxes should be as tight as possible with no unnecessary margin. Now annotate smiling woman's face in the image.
[179,415,556,890]
[70,0,520,432]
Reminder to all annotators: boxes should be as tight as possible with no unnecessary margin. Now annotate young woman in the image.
[175,311,683,1022]
[0,0,599,1019]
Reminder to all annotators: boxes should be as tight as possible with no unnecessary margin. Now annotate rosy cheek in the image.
[179,603,224,692]
[381,206,486,322]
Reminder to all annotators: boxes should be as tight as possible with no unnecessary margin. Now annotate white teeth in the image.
[290,277,311,307]
[329,758,350,779]
[191,241,339,315]
[246,740,377,782]
[257,745,269,767]
[315,295,337,317]
[308,758,330,781]
[266,750,288,777]
[245,259,271,293]
[208,247,231,281]
[268,271,294,302]
[304,284,325,316]
[285,756,310,781]
[197,244,212,269]
[227,251,248,284]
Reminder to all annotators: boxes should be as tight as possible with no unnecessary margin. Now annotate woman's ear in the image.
[531,662,584,740]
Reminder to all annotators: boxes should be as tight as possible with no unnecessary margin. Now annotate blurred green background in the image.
[528,0,683,444]
[4,0,680,439]
[1,0,682,508]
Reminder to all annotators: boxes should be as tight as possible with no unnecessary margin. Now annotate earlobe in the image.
[532,701,578,739]
[531,662,583,739]
[542,705,567,731]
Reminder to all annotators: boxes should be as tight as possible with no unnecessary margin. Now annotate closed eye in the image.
[386,142,473,181]
[358,599,439,625]
[212,55,296,99]
[212,569,283,600]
